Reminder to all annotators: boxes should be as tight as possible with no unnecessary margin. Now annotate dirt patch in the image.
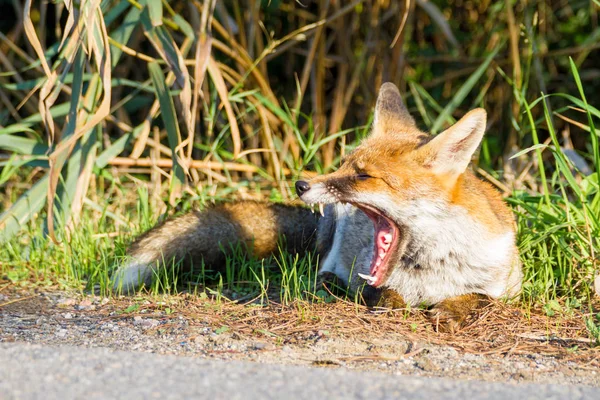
[1,284,599,386]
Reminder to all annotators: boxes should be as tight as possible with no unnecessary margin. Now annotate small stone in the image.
[57,298,76,307]
[251,342,273,351]
[63,313,73,319]
[101,323,114,330]
[133,317,160,329]
[193,336,206,345]
[55,329,68,338]
[79,299,93,307]
[415,358,440,372]
[144,319,160,328]
[75,299,96,311]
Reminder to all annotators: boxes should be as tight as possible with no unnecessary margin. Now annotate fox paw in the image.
[428,294,487,333]
[378,289,406,309]
[428,305,467,334]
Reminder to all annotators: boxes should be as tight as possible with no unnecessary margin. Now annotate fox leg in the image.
[377,288,406,309]
[357,287,406,308]
[429,293,489,333]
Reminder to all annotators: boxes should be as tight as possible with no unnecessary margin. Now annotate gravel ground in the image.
[1,289,598,387]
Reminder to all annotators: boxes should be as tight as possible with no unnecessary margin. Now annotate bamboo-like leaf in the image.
[0,155,29,186]
[147,0,163,27]
[207,57,241,158]
[45,3,113,242]
[569,57,600,174]
[70,126,100,226]
[0,135,49,155]
[104,0,132,25]
[49,3,112,154]
[51,55,92,236]
[0,174,49,242]
[109,1,143,66]
[67,63,102,226]
[141,7,193,151]
[20,103,71,126]
[173,14,195,39]
[148,61,186,197]
[95,131,134,168]
[189,33,213,160]
[23,0,52,76]
[509,144,549,160]
[530,94,600,120]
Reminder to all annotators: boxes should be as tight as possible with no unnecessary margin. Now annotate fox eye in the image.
[356,173,371,181]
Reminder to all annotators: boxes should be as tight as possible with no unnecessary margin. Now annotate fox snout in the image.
[295,180,310,196]
[295,174,352,206]
[295,178,341,215]
[296,181,310,196]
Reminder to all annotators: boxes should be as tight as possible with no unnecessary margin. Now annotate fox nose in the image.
[295,180,310,196]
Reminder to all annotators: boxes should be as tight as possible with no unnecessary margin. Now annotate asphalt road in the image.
[0,343,598,400]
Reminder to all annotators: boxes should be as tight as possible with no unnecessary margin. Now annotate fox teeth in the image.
[319,203,325,217]
[358,273,376,285]
[382,233,392,244]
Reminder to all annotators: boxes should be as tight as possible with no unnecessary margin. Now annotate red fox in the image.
[113,82,522,332]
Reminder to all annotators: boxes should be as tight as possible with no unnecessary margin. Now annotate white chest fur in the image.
[385,199,516,305]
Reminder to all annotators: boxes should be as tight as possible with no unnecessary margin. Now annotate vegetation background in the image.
[0,0,598,323]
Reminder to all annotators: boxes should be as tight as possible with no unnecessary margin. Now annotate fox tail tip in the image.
[111,260,154,294]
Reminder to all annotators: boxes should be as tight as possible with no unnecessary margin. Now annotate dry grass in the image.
[178,300,600,362]
[5,279,597,364]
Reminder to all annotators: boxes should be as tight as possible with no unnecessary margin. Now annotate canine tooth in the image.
[383,233,392,244]
[319,203,325,217]
[358,273,374,281]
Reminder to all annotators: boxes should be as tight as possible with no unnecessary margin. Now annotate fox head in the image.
[296,82,489,287]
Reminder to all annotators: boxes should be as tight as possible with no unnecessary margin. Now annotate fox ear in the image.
[373,82,415,135]
[422,108,487,176]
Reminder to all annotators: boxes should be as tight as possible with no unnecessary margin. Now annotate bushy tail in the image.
[112,201,319,293]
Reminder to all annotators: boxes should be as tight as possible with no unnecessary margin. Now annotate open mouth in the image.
[352,204,400,287]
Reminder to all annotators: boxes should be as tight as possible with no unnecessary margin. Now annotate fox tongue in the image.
[362,220,393,285]
[372,226,392,270]
[355,206,397,287]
